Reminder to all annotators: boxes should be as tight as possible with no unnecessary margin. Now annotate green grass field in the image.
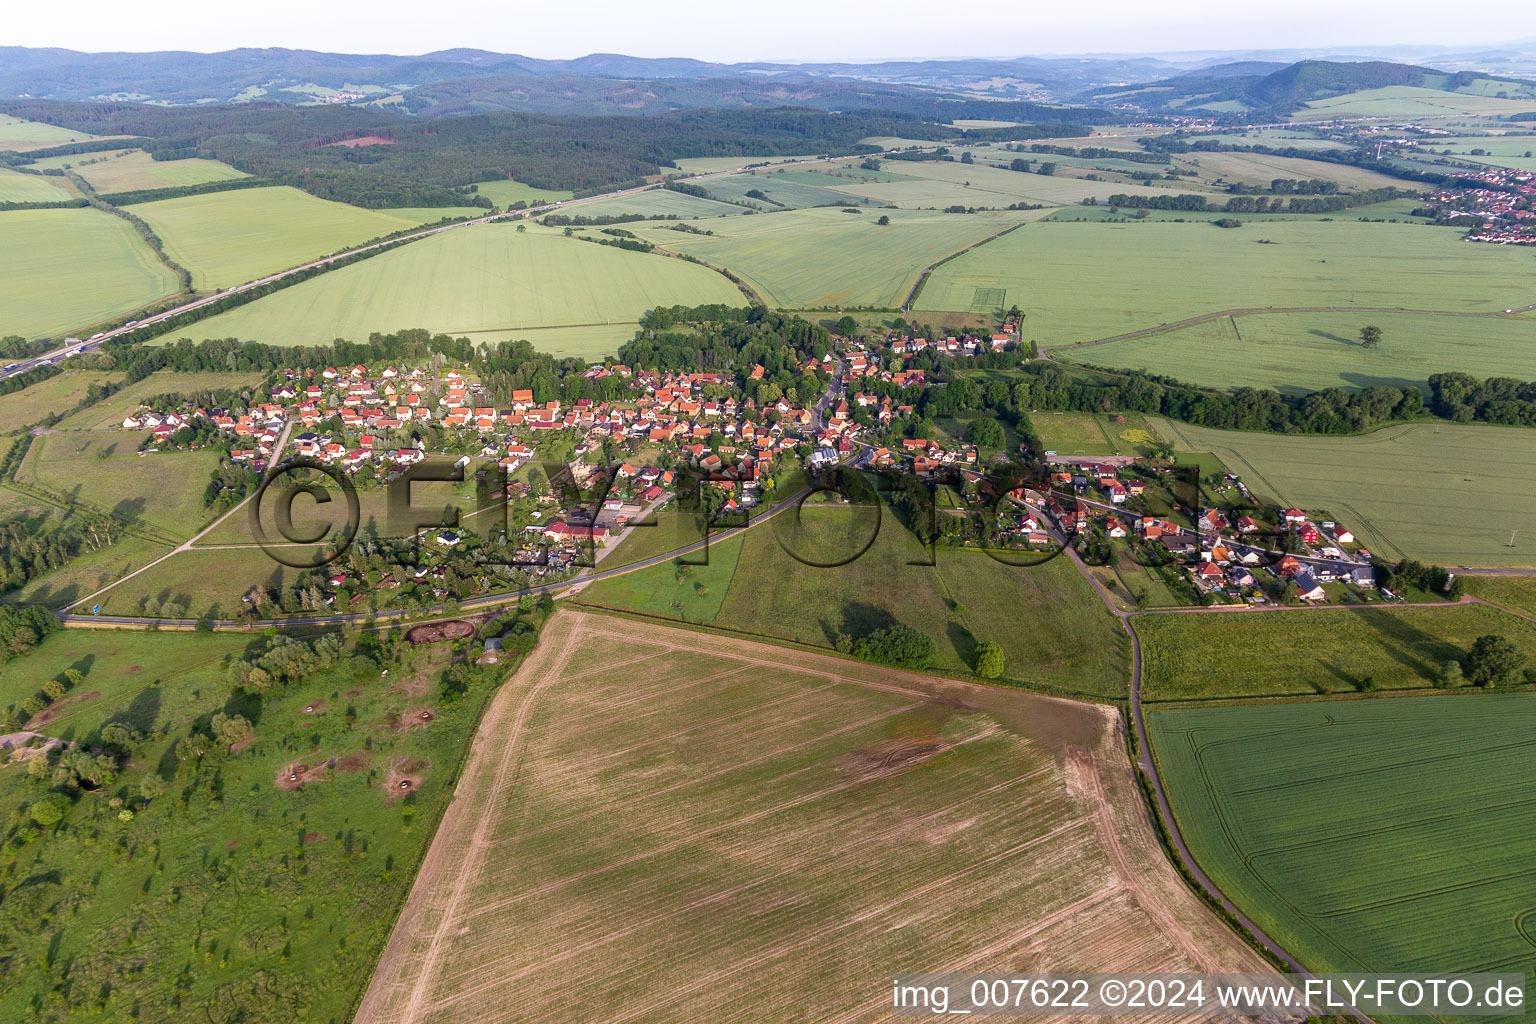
[1070,309,1536,394]
[1028,410,1121,456]
[1,530,173,610]
[0,208,181,340]
[49,370,266,431]
[1150,418,1536,567]
[1137,603,1536,700]
[557,188,745,220]
[825,159,1126,209]
[0,616,525,1022]
[585,502,1131,696]
[1297,86,1536,120]
[55,150,247,193]
[1150,695,1536,1002]
[1420,135,1536,173]
[135,186,422,289]
[1168,150,1410,191]
[1462,575,1536,620]
[0,371,124,428]
[915,219,1536,346]
[630,206,1029,309]
[178,224,741,354]
[469,178,573,206]
[699,172,885,210]
[0,167,75,202]
[17,431,224,541]
[0,113,102,151]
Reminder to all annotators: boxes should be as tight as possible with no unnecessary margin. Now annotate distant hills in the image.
[1077,59,1536,115]
[0,46,1182,112]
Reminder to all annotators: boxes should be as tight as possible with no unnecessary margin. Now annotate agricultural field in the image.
[630,206,1030,309]
[179,224,741,353]
[1149,418,1536,567]
[1137,602,1536,701]
[16,431,225,542]
[1296,86,1536,120]
[1149,695,1536,999]
[914,218,1536,346]
[698,172,885,210]
[1070,309,1536,394]
[0,616,527,1022]
[1461,575,1536,620]
[0,371,123,427]
[1418,135,1536,173]
[557,188,745,220]
[671,155,816,174]
[1167,150,1409,190]
[825,159,1126,209]
[1028,410,1126,456]
[584,501,1131,697]
[0,113,102,151]
[46,149,247,193]
[0,208,181,340]
[49,370,267,431]
[0,167,75,202]
[354,610,1267,1024]
[469,178,572,207]
[134,186,423,289]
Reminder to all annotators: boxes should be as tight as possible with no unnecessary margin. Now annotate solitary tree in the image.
[1359,325,1383,349]
[876,214,890,226]
[836,315,858,336]
[1466,634,1525,687]
[975,641,1005,679]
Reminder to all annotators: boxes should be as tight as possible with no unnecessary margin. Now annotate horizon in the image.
[10,0,1536,66]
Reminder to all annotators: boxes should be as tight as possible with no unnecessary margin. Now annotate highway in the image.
[0,151,892,383]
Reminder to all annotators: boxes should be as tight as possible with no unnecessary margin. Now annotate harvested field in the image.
[353,610,1270,1024]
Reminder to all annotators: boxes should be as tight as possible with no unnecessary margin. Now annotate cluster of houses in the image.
[1426,167,1536,245]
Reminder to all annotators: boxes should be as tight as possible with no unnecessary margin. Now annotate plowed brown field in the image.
[354,610,1269,1023]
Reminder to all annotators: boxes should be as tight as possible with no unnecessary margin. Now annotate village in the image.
[110,319,1440,614]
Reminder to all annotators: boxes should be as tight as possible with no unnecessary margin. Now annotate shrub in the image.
[975,641,1005,679]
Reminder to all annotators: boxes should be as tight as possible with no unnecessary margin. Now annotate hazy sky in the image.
[13,0,1531,60]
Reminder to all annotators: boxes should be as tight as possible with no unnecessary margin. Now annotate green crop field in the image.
[51,370,265,431]
[1169,150,1409,190]
[1069,309,1536,394]
[178,224,741,353]
[0,208,181,340]
[699,172,885,210]
[915,219,1536,346]
[1137,603,1536,700]
[469,178,572,206]
[1297,86,1536,120]
[1420,135,1536,173]
[1463,575,1536,620]
[0,614,531,1022]
[826,159,1126,209]
[0,371,124,426]
[557,188,745,219]
[1149,418,1536,566]
[17,431,225,541]
[375,206,486,223]
[1028,410,1121,456]
[1149,695,1536,1003]
[135,186,422,289]
[356,609,1264,1022]
[583,502,1131,697]
[0,167,75,202]
[57,150,247,193]
[630,206,1029,309]
[0,113,102,151]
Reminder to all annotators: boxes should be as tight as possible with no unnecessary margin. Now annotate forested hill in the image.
[1078,58,1536,115]
[0,101,951,206]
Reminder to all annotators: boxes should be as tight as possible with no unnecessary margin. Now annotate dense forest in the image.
[0,101,953,206]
